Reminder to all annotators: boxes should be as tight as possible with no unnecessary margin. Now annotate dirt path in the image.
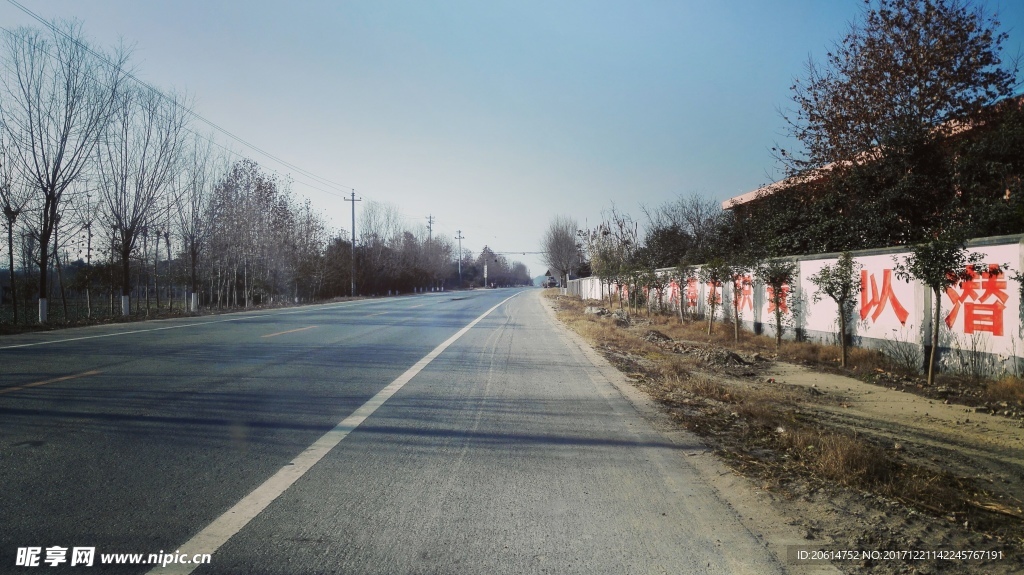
[766,363,1024,508]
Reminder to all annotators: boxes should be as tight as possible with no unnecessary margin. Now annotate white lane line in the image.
[0,316,259,350]
[261,326,318,338]
[0,299,382,350]
[150,292,521,575]
[0,370,101,395]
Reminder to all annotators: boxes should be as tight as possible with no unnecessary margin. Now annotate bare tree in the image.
[358,200,403,294]
[0,134,33,323]
[1,21,126,323]
[68,181,100,317]
[97,86,188,316]
[780,0,1017,173]
[542,215,579,291]
[643,193,723,264]
[424,234,454,290]
[175,133,221,311]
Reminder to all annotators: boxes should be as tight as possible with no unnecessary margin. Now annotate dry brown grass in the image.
[776,338,896,375]
[844,345,893,372]
[656,355,693,380]
[684,375,738,403]
[984,376,1024,403]
[782,428,896,486]
[548,292,1005,528]
[599,299,899,375]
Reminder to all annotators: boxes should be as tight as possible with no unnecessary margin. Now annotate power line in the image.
[0,22,365,220]
[4,0,358,197]
[0,3,467,244]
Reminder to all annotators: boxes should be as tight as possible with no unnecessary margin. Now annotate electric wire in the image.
[3,0,359,199]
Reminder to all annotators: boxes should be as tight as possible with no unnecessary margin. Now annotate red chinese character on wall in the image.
[945,264,1007,336]
[766,284,790,313]
[734,275,753,311]
[706,281,722,305]
[667,280,680,307]
[860,269,909,324]
[685,278,699,308]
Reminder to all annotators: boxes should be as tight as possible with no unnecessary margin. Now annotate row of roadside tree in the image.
[546,0,1024,384]
[0,20,531,326]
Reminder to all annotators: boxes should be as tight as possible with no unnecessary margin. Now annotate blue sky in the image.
[0,1,1020,276]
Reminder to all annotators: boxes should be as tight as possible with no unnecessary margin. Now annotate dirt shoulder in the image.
[544,291,1024,575]
[768,362,1024,494]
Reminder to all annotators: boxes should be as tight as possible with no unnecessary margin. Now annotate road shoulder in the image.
[536,290,841,575]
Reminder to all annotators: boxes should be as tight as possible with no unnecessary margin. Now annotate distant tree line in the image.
[0,20,529,325]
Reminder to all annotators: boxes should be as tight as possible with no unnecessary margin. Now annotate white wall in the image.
[567,234,1024,368]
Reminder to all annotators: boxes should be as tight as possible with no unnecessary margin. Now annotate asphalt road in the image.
[0,289,787,574]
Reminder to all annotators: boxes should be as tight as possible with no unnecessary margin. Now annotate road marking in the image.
[367,311,388,316]
[150,291,521,575]
[0,299,381,350]
[0,370,101,395]
[261,326,318,338]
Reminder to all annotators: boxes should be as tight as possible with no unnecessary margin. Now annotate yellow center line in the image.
[0,370,102,395]
[261,325,318,338]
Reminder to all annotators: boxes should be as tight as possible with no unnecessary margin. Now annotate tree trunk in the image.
[707,297,716,336]
[154,235,160,311]
[54,231,68,321]
[166,235,172,312]
[109,245,115,316]
[85,224,92,318]
[121,243,133,316]
[733,286,741,342]
[190,247,199,312]
[144,235,150,316]
[676,283,684,325]
[839,308,848,368]
[134,261,141,315]
[775,306,783,349]
[36,198,57,324]
[928,287,941,385]
[6,217,17,324]
[244,255,249,308]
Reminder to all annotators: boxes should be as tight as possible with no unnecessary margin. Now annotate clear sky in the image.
[0,1,1021,277]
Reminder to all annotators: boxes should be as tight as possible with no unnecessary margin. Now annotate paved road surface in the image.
[1,289,789,574]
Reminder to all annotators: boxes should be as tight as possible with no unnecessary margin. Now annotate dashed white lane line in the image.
[261,326,318,338]
[0,370,101,395]
[150,292,521,575]
[0,299,383,350]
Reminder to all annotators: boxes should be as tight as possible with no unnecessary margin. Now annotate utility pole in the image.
[345,191,361,296]
[483,245,489,288]
[426,215,434,244]
[455,230,464,288]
